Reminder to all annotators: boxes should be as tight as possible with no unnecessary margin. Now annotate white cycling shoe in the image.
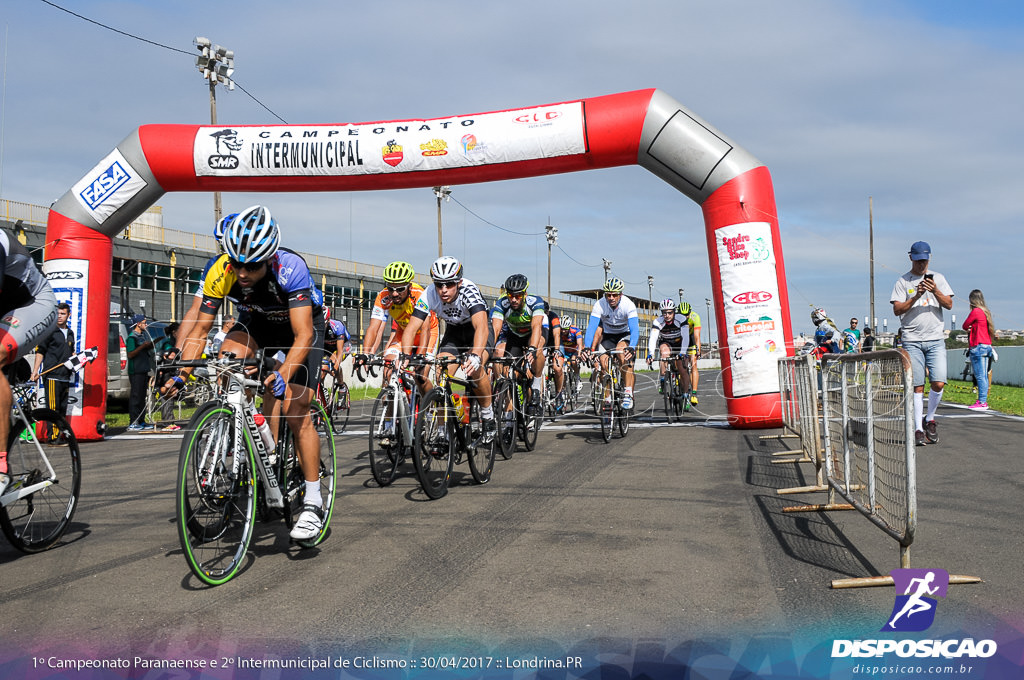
[290,504,324,541]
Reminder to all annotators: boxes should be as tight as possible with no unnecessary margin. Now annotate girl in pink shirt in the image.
[962,289,995,409]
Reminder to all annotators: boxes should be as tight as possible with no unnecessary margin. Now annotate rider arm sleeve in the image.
[583,314,601,348]
[628,316,640,347]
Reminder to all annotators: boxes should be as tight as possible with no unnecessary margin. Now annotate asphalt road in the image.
[2,369,1022,676]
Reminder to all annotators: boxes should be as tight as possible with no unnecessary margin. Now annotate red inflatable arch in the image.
[44,88,792,439]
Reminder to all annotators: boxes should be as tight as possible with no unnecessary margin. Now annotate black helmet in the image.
[504,273,529,294]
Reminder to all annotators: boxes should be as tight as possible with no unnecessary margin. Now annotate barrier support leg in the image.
[831,574,983,590]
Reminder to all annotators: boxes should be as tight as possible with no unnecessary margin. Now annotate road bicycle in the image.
[657,353,692,423]
[542,347,566,421]
[171,351,336,586]
[591,349,631,443]
[312,360,350,435]
[562,353,584,413]
[356,354,429,488]
[489,354,543,457]
[413,355,498,500]
[1,377,81,553]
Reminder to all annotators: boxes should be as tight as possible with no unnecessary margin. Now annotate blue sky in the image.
[2,0,1022,335]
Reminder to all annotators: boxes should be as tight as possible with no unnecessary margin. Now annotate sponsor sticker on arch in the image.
[716,221,785,396]
[71,149,148,225]
[193,103,585,177]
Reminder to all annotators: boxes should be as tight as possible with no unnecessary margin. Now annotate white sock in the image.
[927,389,943,422]
[480,405,493,419]
[914,392,924,430]
[305,481,322,509]
[625,387,634,395]
[532,377,542,390]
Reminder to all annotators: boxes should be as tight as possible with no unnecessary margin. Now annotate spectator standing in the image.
[126,315,155,431]
[861,327,875,352]
[842,318,861,353]
[890,241,954,446]
[156,322,181,429]
[31,302,74,439]
[962,289,995,410]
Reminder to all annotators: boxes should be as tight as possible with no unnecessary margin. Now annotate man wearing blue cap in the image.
[891,241,954,447]
[126,315,155,431]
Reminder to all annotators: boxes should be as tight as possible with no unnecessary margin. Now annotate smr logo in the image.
[208,129,242,169]
[882,568,949,632]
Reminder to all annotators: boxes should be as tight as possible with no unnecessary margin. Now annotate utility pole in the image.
[433,186,452,257]
[545,223,558,303]
[602,258,612,284]
[869,197,876,332]
[647,275,654,333]
[194,38,234,227]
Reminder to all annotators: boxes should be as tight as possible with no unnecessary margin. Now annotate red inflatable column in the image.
[702,166,792,428]
[43,211,113,440]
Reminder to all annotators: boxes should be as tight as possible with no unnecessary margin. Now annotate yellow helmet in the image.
[383,261,415,284]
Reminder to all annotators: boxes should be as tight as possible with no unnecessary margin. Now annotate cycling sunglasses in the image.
[386,284,410,294]
[228,259,265,272]
[434,280,460,290]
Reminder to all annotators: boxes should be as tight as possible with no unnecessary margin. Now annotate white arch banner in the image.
[45,89,793,439]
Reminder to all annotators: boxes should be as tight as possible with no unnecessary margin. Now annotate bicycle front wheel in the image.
[598,375,615,443]
[1,410,81,553]
[519,385,541,451]
[329,382,351,434]
[467,403,495,485]
[367,390,401,486]
[413,390,455,500]
[176,402,256,586]
[492,377,516,460]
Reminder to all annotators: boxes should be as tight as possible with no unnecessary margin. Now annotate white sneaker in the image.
[289,504,324,541]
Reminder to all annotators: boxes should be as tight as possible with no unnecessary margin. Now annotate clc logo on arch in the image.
[732,291,772,305]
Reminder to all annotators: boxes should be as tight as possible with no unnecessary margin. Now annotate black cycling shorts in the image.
[234,312,325,390]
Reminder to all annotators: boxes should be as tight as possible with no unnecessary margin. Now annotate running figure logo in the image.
[882,568,950,632]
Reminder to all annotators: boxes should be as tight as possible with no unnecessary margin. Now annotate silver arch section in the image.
[638,90,763,204]
[51,128,166,237]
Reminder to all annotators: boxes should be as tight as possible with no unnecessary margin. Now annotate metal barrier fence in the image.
[773,350,980,589]
[820,351,917,562]
[770,354,825,489]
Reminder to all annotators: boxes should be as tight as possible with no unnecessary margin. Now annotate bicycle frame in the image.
[2,384,58,507]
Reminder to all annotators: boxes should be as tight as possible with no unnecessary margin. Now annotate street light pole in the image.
[705,297,713,349]
[602,258,612,283]
[433,186,451,257]
[194,38,234,227]
[647,275,654,332]
[678,288,684,306]
[545,223,558,303]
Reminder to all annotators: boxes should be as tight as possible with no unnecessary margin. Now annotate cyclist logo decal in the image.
[382,140,404,167]
[882,568,949,632]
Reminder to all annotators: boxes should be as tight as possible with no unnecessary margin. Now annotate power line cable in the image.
[448,196,545,236]
[38,0,288,124]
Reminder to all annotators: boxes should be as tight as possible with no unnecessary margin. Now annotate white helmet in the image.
[224,205,280,263]
[430,255,463,282]
[811,308,827,325]
[660,298,675,312]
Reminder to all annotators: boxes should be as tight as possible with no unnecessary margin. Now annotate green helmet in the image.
[383,261,415,284]
[678,301,692,316]
[603,277,625,293]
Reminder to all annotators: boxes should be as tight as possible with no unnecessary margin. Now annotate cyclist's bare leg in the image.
[678,355,692,393]
[658,344,672,381]
[282,384,320,485]
[618,340,635,391]
[552,352,565,394]
[690,352,699,392]
[0,349,12,464]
